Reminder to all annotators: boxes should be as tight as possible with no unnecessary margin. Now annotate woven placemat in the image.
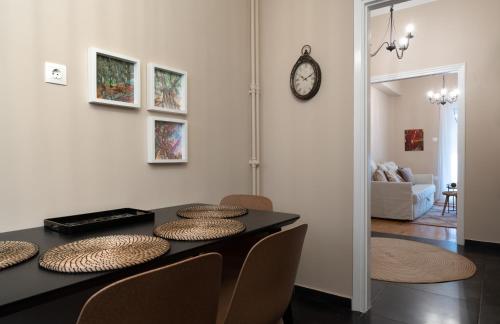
[154,219,246,241]
[177,205,248,219]
[39,235,170,273]
[0,241,39,270]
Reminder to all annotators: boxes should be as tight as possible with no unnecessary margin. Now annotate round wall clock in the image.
[290,45,322,100]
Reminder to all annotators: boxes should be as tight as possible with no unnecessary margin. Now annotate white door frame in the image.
[353,0,467,313]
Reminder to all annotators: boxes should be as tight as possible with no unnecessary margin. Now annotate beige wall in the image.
[260,0,353,297]
[371,0,500,243]
[370,85,395,163]
[371,75,457,176]
[0,0,251,232]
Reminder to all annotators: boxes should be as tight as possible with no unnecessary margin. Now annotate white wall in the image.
[260,0,353,297]
[371,0,500,243]
[0,0,252,232]
[370,85,395,163]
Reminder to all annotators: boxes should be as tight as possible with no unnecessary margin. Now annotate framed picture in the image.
[88,47,141,108]
[405,129,424,151]
[147,63,187,114]
[147,117,188,163]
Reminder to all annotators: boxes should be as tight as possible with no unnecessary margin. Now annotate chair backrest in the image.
[220,194,273,211]
[76,253,222,324]
[221,224,308,324]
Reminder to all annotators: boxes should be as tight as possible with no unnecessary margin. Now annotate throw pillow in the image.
[372,169,388,182]
[385,169,404,182]
[398,167,414,183]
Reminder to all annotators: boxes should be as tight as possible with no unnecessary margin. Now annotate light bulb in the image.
[433,93,440,100]
[427,91,434,99]
[399,37,409,49]
[440,88,448,96]
[405,24,415,37]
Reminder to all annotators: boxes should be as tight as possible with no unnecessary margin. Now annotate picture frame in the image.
[147,63,188,114]
[88,47,141,108]
[404,129,424,151]
[147,116,188,163]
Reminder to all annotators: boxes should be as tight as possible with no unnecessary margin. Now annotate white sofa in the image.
[371,172,436,221]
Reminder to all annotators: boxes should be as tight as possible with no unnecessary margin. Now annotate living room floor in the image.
[372,218,457,242]
[291,232,500,324]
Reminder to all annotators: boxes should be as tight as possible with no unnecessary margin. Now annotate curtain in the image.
[437,103,458,200]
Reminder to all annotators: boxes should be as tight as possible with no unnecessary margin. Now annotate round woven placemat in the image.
[177,205,248,219]
[372,237,476,283]
[154,219,245,241]
[39,235,170,273]
[0,241,39,270]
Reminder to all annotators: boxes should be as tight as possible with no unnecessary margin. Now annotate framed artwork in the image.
[147,63,187,114]
[88,47,141,108]
[405,129,424,151]
[147,117,188,163]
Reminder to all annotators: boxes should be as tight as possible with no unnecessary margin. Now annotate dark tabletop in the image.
[0,204,299,316]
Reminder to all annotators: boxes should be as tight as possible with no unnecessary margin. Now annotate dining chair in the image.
[76,253,222,324]
[217,224,308,324]
[220,194,273,211]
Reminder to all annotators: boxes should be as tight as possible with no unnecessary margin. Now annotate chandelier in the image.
[427,74,459,106]
[370,5,415,59]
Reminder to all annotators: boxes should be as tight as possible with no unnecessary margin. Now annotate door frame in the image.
[353,0,466,312]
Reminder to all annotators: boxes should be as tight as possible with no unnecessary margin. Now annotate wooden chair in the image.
[220,194,273,211]
[217,224,308,324]
[76,253,222,324]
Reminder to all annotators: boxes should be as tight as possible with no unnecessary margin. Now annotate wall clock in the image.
[290,45,322,100]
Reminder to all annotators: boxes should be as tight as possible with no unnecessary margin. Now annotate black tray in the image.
[44,208,155,234]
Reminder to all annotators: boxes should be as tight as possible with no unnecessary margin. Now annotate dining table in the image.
[0,203,300,324]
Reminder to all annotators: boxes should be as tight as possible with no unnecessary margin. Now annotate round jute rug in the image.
[371,237,476,283]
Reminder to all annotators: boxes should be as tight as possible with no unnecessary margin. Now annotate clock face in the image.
[293,62,316,96]
[290,52,321,100]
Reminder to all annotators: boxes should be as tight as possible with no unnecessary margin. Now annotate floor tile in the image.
[370,283,479,324]
[479,304,500,324]
[394,280,482,301]
[358,311,406,324]
[371,280,387,303]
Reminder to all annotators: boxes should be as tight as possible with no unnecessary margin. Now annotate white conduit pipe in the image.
[249,0,260,195]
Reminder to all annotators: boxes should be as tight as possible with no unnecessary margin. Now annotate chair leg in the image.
[283,302,293,324]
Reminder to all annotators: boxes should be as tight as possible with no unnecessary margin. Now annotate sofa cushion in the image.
[385,169,404,182]
[372,169,388,181]
[398,167,414,183]
[378,161,398,172]
[412,184,436,204]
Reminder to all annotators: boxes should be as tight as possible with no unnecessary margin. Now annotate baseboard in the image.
[293,285,351,308]
[465,239,500,251]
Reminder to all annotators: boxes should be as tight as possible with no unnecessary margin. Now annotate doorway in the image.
[353,0,466,313]
[370,71,461,243]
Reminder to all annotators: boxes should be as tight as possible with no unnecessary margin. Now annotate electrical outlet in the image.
[44,62,67,85]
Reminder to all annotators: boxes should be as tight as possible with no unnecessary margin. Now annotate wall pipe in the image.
[249,0,260,195]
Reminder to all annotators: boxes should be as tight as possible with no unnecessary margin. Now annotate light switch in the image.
[44,62,67,85]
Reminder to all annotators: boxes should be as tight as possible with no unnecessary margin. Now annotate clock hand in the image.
[304,73,314,80]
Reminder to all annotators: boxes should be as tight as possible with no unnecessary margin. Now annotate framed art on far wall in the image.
[405,129,424,151]
[88,47,141,108]
[147,117,188,163]
[147,63,187,114]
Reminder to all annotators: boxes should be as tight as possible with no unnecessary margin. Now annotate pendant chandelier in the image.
[427,74,459,106]
[370,5,415,59]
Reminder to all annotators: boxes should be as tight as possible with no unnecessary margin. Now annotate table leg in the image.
[442,195,449,216]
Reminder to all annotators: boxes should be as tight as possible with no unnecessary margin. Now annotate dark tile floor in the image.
[291,232,500,324]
